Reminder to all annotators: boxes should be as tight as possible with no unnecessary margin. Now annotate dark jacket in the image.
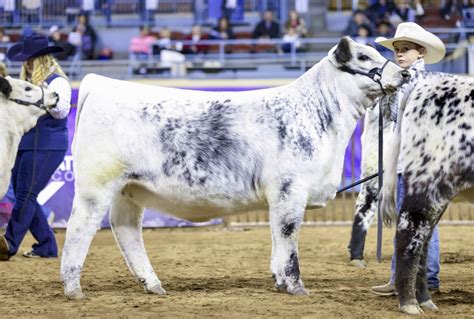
[252,21,280,39]
[18,74,69,151]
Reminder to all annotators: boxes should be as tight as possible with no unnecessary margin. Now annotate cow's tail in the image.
[378,77,416,227]
[72,74,95,155]
[379,128,400,227]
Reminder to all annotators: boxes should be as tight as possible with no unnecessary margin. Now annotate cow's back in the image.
[400,72,474,202]
[73,75,291,217]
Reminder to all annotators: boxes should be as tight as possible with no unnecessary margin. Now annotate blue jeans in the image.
[1,182,53,220]
[5,150,65,257]
[389,175,440,288]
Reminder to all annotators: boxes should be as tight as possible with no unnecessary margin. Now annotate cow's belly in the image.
[452,187,474,205]
[123,183,267,222]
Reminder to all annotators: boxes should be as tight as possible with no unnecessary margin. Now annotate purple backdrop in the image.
[3,86,362,228]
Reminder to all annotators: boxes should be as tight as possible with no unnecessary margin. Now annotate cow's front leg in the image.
[61,193,110,300]
[268,183,308,296]
[395,210,432,315]
[110,192,165,295]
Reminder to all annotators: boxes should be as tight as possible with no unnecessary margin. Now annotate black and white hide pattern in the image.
[59,37,407,301]
[379,71,474,315]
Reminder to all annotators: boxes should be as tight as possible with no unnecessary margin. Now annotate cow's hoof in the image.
[66,289,85,300]
[348,259,367,269]
[289,286,309,296]
[420,300,438,311]
[147,284,166,295]
[275,282,287,292]
[399,304,424,315]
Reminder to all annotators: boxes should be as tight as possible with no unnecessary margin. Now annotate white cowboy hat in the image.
[375,22,446,64]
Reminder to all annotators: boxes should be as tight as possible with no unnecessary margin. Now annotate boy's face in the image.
[393,41,425,68]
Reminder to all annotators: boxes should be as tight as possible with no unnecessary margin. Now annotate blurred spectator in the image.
[365,0,395,25]
[0,27,11,43]
[48,25,77,61]
[460,0,474,27]
[22,0,41,24]
[209,16,235,40]
[460,0,474,40]
[374,20,395,59]
[75,13,97,59]
[68,26,82,48]
[252,10,281,39]
[66,0,81,24]
[281,26,302,53]
[140,0,159,25]
[129,25,157,58]
[97,47,113,60]
[153,27,172,54]
[390,0,424,25]
[2,0,17,25]
[354,24,372,45]
[221,0,237,20]
[285,9,307,37]
[99,0,113,26]
[343,9,375,38]
[183,25,208,54]
[440,0,459,21]
[81,0,94,16]
[375,20,394,37]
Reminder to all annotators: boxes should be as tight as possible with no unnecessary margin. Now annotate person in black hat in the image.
[0,35,72,261]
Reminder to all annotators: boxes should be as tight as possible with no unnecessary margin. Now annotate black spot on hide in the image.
[0,77,12,98]
[159,100,263,191]
[334,37,352,64]
[285,252,300,280]
[279,179,292,199]
[281,222,296,237]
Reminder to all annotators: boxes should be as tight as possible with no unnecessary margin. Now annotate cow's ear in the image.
[334,37,352,64]
[0,77,11,98]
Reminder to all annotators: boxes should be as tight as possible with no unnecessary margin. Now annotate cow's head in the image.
[0,76,59,197]
[329,37,410,100]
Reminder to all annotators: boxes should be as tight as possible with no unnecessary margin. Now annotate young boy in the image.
[370,22,446,296]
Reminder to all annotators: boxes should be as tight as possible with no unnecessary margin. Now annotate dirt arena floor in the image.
[0,225,472,318]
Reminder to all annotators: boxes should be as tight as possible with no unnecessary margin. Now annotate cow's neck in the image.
[294,58,371,137]
[0,99,44,197]
[291,59,378,201]
[5,98,45,135]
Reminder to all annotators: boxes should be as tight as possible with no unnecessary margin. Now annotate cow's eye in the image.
[358,55,370,61]
[25,87,32,92]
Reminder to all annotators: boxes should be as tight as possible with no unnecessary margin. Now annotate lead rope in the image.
[376,96,385,263]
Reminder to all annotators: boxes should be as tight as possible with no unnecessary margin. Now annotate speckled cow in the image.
[60,37,408,299]
[380,71,474,315]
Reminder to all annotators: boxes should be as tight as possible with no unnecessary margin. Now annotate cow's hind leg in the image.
[348,183,377,268]
[416,206,445,311]
[268,183,308,296]
[110,191,165,295]
[415,227,438,311]
[61,193,110,300]
[394,210,425,315]
[395,201,444,315]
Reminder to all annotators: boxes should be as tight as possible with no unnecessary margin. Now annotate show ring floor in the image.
[0,225,472,317]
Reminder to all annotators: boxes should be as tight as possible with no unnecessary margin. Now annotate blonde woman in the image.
[0,35,71,261]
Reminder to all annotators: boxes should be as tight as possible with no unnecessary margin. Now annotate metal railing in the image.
[0,29,472,80]
[0,0,286,28]
[128,35,474,78]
